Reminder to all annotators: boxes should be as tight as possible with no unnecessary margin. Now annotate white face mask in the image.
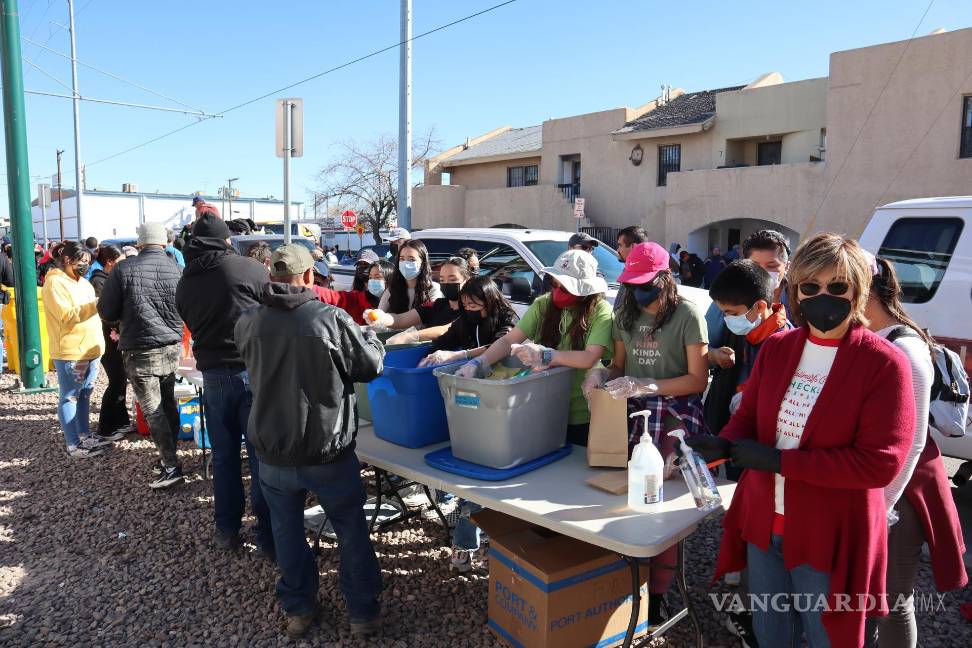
[767,271,781,289]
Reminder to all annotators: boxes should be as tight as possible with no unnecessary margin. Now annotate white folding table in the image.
[352,424,736,648]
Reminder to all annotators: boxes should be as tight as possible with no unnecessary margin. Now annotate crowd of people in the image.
[1,199,965,647]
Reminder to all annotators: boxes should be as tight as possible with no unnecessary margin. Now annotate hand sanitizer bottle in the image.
[627,410,664,513]
[668,430,722,512]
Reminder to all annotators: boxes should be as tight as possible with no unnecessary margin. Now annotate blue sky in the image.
[3,0,971,218]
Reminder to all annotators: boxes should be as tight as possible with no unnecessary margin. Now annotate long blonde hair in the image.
[786,232,872,327]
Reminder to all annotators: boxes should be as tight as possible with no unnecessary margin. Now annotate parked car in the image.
[229,234,316,258]
[328,227,711,316]
[860,196,972,461]
[335,244,392,265]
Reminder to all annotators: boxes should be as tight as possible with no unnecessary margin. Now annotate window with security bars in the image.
[961,96,972,159]
[657,144,680,186]
[507,165,539,187]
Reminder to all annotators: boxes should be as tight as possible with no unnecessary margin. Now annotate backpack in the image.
[887,326,970,438]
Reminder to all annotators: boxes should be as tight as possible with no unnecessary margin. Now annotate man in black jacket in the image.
[235,244,384,640]
[98,222,185,489]
[175,213,273,555]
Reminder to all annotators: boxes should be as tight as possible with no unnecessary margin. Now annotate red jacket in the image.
[716,325,915,648]
[903,433,967,592]
[311,285,371,324]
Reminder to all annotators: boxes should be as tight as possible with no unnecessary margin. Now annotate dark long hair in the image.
[617,270,679,337]
[460,276,517,339]
[368,260,396,308]
[52,241,89,269]
[537,292,603,351]
[389,239,435,313]
[872,256,935,351]
[96,245,123,267]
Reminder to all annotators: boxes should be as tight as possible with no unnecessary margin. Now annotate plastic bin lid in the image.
[423,444,572,481]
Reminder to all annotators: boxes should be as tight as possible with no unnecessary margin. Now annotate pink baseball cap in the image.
[617,242,670,285]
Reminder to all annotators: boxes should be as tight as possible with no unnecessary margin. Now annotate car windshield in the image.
[525,239,625,285]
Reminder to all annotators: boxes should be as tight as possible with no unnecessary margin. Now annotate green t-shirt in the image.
[612,299,707,380]
[516,293,614,425]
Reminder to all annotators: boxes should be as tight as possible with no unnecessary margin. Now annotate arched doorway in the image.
[686,218,800,258]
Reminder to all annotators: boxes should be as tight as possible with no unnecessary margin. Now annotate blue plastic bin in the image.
[368,346,462,448]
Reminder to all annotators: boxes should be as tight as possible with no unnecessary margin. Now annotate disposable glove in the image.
[581,367,609,399]
[730,439,781,473]
[455,358,491,379]
[684,436,731,463]
[419,349,465,367]
[510,342,551,368]
[363,309,394,328]
[604,376,658,400]
[728,391,744,415]
[385,327,420,346]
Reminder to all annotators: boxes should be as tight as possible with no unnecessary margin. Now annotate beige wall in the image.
[812,28,972,237]
[413,184,575,230]
[447,156,542,190]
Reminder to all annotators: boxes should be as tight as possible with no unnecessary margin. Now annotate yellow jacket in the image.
[42,268,105,361]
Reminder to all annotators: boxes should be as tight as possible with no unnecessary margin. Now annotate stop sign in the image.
[341,209,357,229]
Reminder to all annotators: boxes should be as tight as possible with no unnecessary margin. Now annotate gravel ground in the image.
[0,370,969,647]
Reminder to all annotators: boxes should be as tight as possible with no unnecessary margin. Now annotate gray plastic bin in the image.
[355,337,430,422]
[434,358,572,469]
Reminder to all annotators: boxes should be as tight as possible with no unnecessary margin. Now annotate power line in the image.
[23,56,74,94]
[20,88,223,117]
[71,0,520,172]
[23,36,206,112]
[801,0,936,238]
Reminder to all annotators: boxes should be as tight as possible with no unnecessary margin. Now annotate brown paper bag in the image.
[586,388,629,468]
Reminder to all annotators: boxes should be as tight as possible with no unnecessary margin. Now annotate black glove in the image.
[684,436,731,463]
[730,439,781,473]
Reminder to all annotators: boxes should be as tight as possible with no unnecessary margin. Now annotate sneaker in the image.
[150,466,185,490]
[285,608,318,639]
[151,459,164,476]
[67,445,103,459]
[422,497,459,522]
[726,611,758,648]
[214,528,241,552]
[450,547,473,574]
[397,484,427,509]
[95,430,126,443]
[79,436,108,451]
[349,616,381,637]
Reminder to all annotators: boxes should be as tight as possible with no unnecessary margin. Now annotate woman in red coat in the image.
[689,233,916,648]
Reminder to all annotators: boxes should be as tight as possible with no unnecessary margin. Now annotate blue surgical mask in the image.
[633,285,661,308]
[725,306,760,336]
[399,260,421,280]
[367,279,385,297]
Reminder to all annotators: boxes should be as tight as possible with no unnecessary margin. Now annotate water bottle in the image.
[627,410,664,513]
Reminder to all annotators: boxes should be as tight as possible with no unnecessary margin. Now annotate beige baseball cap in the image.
[541,249,608,297]
[270,244,315,277]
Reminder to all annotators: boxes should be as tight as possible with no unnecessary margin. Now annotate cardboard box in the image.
[473,510,649,648]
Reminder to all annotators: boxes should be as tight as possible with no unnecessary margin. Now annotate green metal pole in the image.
[1,0,47,390]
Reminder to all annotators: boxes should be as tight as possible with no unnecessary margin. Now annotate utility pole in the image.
[226,177,238,220]
[56,149,64,238]
[67,0,83,239]
[282,101,292,244]
[1,0,51,391]
[397,0,412,230]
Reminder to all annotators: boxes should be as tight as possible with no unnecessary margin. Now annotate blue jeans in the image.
[452,500,483,551]
[202,368,272,548]
[748,535,832,648]
[259,449,382,619]
[54,359,100,447]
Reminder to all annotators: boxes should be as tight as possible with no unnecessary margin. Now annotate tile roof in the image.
[446,125,542,163]
[613,85,745,135]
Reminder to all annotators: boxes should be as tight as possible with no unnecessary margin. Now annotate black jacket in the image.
[432,308,517,352]
[235,283,384,466]
[176,237,269,371]
[0,250,13,288]
[97,247,183,351]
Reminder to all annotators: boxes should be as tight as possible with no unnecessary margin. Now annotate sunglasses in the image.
[798,281,850,297]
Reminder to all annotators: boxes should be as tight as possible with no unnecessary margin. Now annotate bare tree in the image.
[314,130,437,245]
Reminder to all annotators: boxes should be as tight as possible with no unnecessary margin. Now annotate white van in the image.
[860,197,972,459]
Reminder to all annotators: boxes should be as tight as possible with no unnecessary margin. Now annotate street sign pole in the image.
[38,183,50,244]
[1,0,50,391]
[283,101,292,244]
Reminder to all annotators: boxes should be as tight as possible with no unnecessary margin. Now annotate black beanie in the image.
[192,213,231,239]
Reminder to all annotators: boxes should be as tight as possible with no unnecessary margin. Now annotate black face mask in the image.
[74,262,90,277]
[352,268,369,291]
[463,309,483,325]
[633,285,661,308]
[441,282,461,301]
[798,294,851,333]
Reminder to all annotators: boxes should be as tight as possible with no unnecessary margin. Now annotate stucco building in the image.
[415,27,972,254]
